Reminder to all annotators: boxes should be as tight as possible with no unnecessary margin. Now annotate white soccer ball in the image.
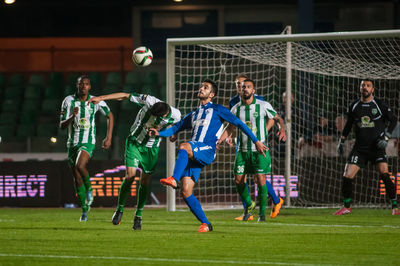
[132,46,153,67]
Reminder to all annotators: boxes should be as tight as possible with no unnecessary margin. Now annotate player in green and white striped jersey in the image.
[60,75,114,222]
[219,79,286,221]
[89,92,181,230]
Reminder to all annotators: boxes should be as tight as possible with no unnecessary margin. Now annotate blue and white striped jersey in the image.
[159,102,258,149]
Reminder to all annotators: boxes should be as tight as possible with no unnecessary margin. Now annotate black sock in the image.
[380,173,397,209]
[342,176,353,208]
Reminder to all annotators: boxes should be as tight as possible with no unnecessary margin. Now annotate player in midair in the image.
[335,79,399,215]
[149,79,267,232]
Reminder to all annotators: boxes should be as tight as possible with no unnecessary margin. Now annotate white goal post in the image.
[166,29,400,211]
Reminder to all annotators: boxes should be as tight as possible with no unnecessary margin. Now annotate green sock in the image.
[83,174,92,192]
[76,185,88,212]
[258,184,268,216]
[116,178,134,212]
[391,199,398,209]
[135,184,150,217]
[236,183,252,207]
[344,198,351,208]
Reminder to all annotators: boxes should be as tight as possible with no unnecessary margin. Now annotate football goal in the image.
[166,28,400,210]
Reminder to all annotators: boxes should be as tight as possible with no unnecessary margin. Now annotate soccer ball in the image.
[132,46,153,67]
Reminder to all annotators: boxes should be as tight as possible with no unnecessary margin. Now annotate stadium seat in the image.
[0,112,18,125]
[44,85,62,100]
[41,99,60,115]
[0,124,15,137]
[4,86,24,100]
[21,99,40,113]
[16,124,36,138]
[24,85,42,100]
[143,71,159,86]
[48,72,64,91]
[64,85,76,97]
[66,73,80,87]
[88,72,102,87]
[8,73,25,87]
[36,123,57,137]
[28,74,46,89]
[1,99,21,113]
[19,110,38,125]
[125,71,141,87]
[105,72,122,87]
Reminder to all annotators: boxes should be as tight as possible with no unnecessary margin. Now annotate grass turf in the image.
[0,207,399,265]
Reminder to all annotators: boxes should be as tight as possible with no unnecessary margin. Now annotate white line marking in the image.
[0,253,332,266]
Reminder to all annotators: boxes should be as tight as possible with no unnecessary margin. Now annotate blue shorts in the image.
[180,141,216,182]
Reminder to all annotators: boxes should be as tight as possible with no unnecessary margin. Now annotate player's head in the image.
[150,102,170,117]
[241,79,255,100]
[235,73,248,93]
[360,79,374,99]
[77,75,91,96]
[199,79,218,101]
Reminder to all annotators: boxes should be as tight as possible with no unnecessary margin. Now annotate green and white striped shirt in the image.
[231,97,276,152]
[129,93,181,148]
[60,94,110,148]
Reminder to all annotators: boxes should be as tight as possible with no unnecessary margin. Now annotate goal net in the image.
[166,29,400,209]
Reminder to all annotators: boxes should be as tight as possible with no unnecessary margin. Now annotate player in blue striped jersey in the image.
[149,79,267,232]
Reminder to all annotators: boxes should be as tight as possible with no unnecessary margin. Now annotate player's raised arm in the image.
[88,92,130,105]
[217,124,235,149]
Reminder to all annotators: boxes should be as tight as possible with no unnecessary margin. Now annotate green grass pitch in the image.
[0,207,399,265]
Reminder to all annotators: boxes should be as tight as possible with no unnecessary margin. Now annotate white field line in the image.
[0,253,334,266]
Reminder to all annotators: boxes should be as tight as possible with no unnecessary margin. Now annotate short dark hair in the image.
[77,75,90,84]
[150,102,170,117]
[362,78,374,88]
[243,79,255,87]
[203,79,218,97]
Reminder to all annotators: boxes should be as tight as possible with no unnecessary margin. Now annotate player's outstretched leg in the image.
[235,182,254,221]
[161,149,188,189]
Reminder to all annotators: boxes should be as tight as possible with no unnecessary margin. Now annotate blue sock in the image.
[183,194,210,224]
[172,149,188,182]
[240,182,250,209]
[266,180,280,204]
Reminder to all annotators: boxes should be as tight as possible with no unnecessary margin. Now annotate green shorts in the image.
[67,143,95,166]
[233,150,271,175]
[125,137,159,174]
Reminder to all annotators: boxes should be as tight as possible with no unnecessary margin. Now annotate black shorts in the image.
[347,147,388,168]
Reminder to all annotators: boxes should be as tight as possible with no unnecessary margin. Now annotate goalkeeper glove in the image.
[376,132,390,150]
[337,138,344,156]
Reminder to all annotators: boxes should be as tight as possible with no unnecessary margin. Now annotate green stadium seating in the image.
[1,99,21,113]
[19,110,38,125]
[102,85,120,95]
[125,71,141,87]
[36,123,57,137]
[64,85,76,97]
[88,72,102,88]
[4,86,24,99]
[21,99,40,113]
[48,72,64,91]
[116,124,131,138]
[8,73,25,87]
[66,73,80,87]
[0,112,18,125]
[16,124,35,137]
[24,85,42,100]
[44,85,62,100]
[120,98,138,111]
[143,71,159,86]
[41,99,60,115]
[122,84,135,94]
[0,124,15,137]
[105,72,122,86]
[28,74,46,88]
